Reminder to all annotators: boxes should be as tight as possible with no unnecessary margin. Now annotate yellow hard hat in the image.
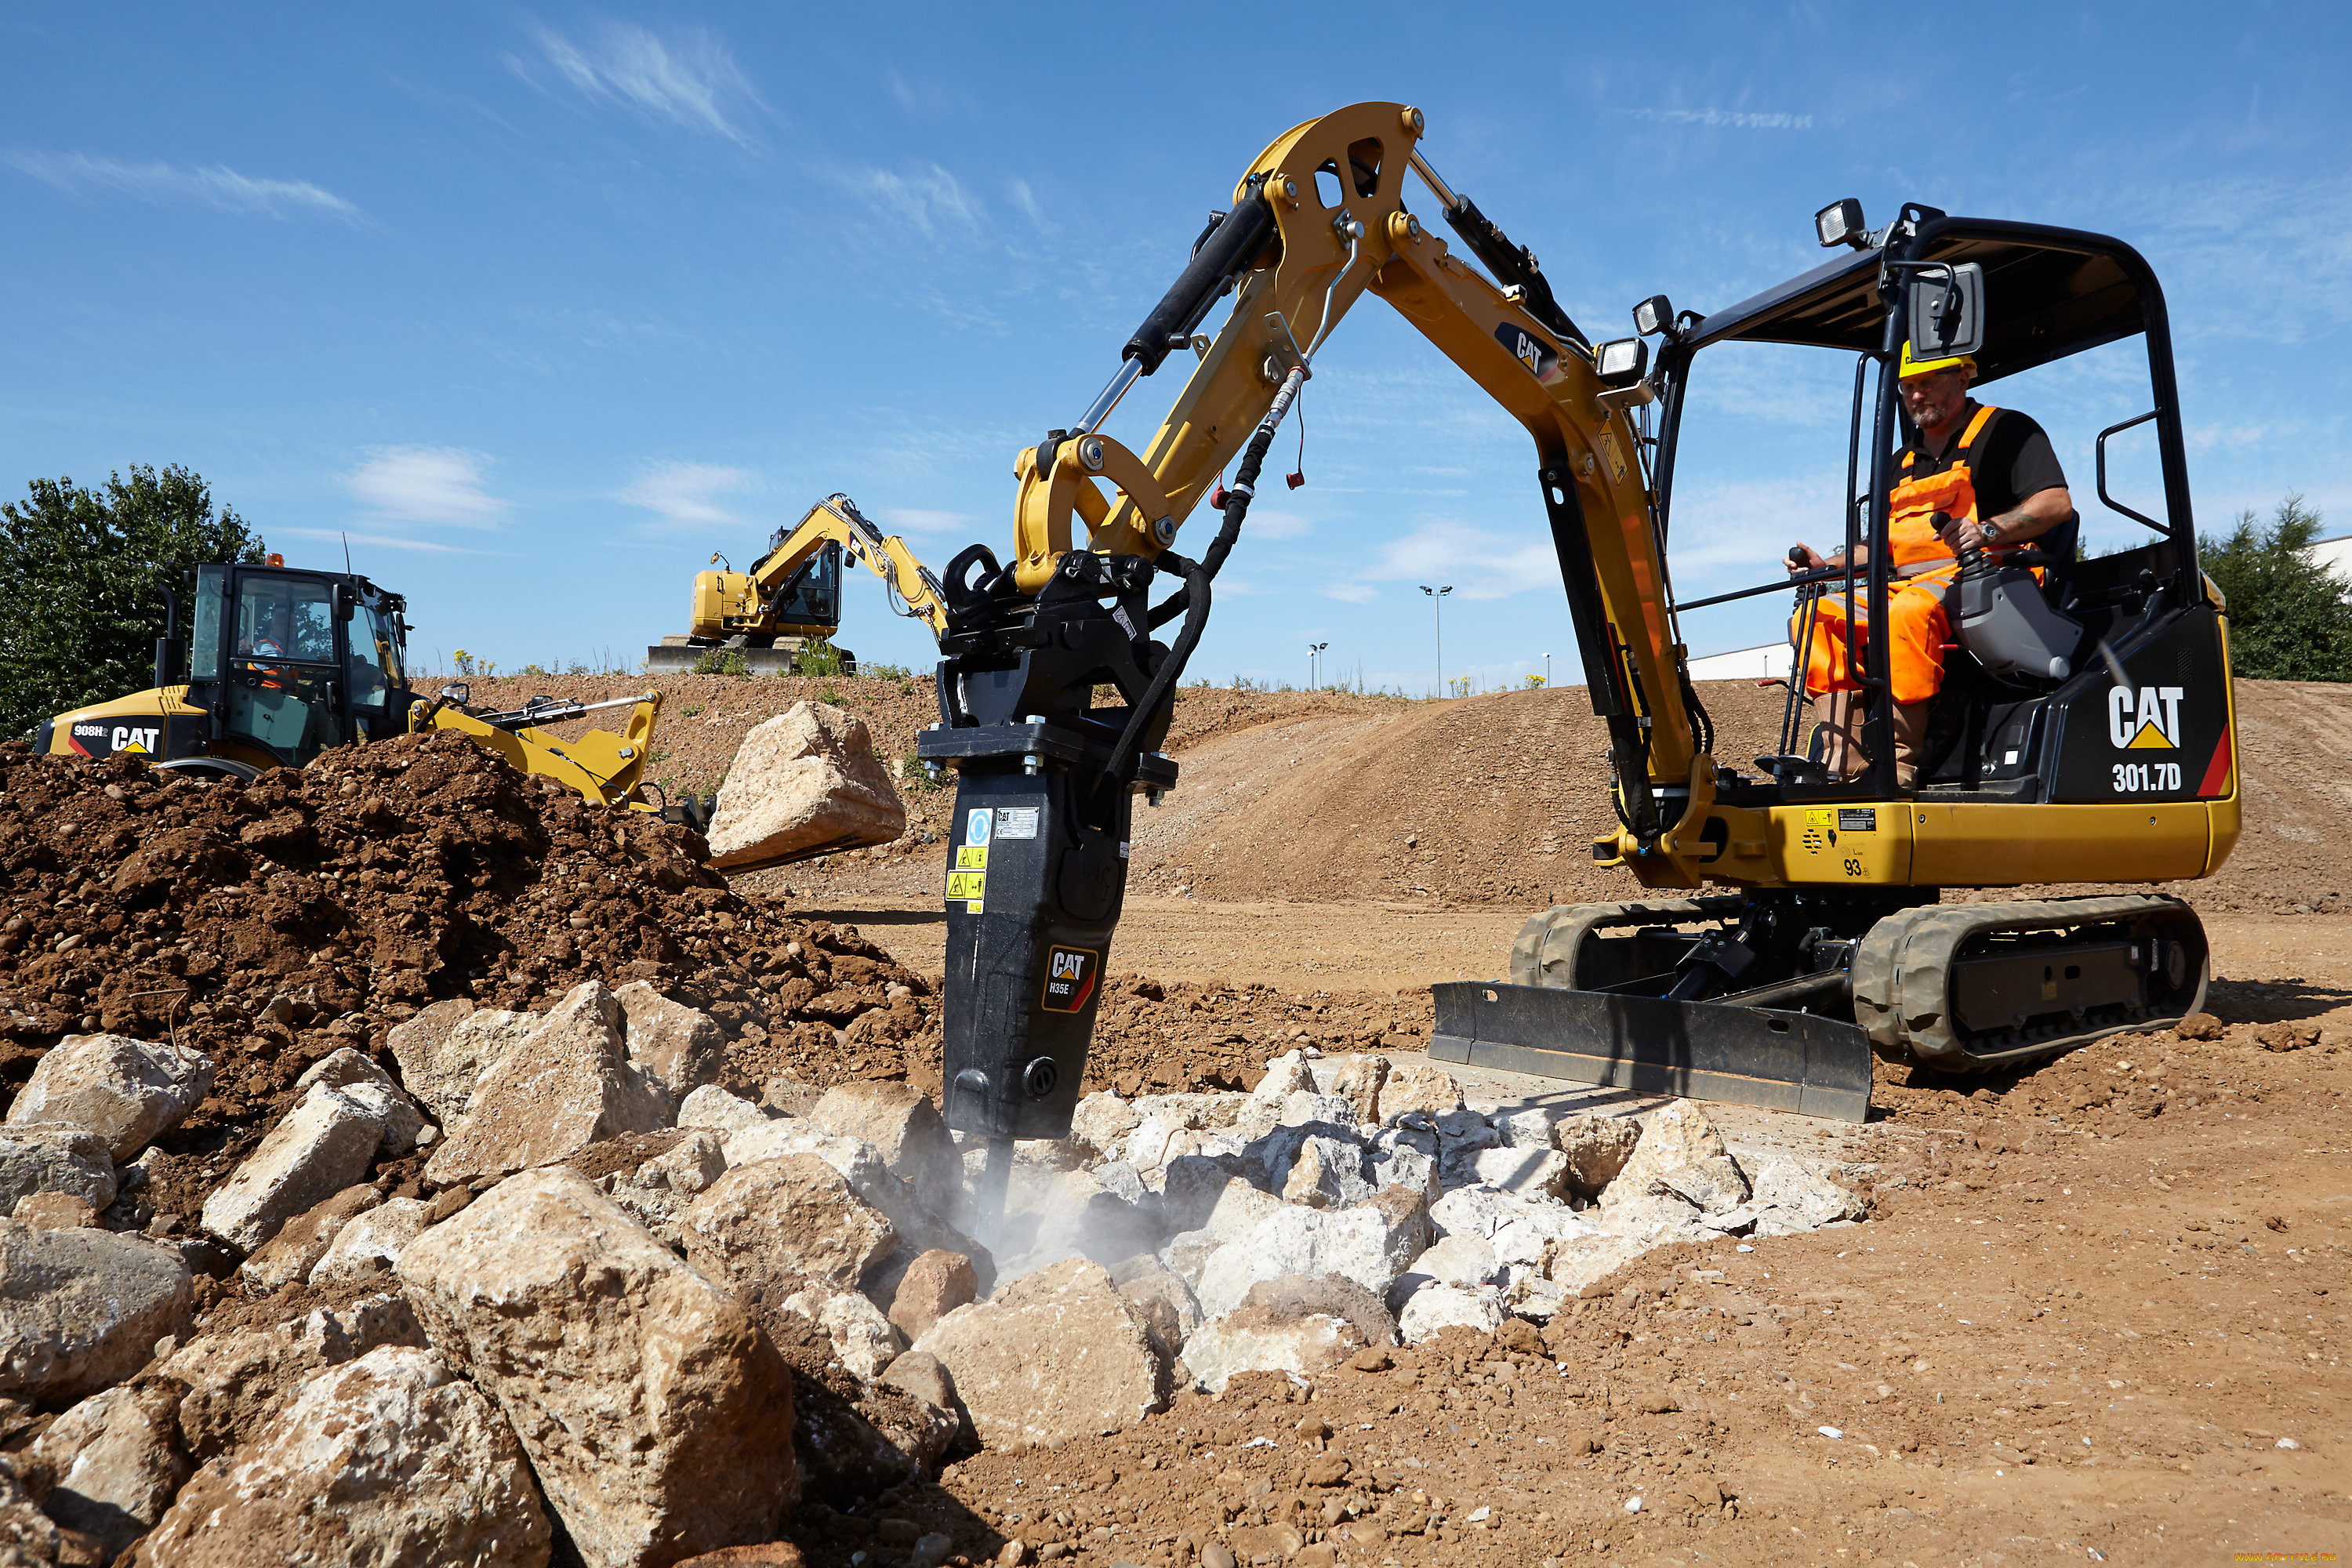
[1899,340,1976,380]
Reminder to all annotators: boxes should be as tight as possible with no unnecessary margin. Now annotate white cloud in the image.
[619,462,753,531]
[344,448,506,527]
[1628,107,1814,131]
[2,151,361,222]
[839,162,986,241]
[526,23,763,144]
[877,507,975,536]
[277,525,482,555]
[1342,517,1561,601]
[1322,582,1379,604]
[1240,507,1312,541]
[1007,177,1048,230]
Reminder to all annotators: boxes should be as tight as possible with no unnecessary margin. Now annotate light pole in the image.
[1308,641,1327,689]
[1420,585,1453,695]
[1544,651,1552,689]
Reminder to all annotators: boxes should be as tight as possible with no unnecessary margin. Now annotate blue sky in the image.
[5,4,2346,694]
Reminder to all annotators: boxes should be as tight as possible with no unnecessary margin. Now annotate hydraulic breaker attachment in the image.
[919,548,1182,1202]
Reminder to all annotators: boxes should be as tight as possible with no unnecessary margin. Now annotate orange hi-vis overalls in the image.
[1796,404,2005,706]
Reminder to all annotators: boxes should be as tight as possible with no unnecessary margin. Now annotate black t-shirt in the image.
[1899,401,2068,520]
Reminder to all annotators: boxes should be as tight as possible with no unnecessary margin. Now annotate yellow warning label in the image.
[1805,808,1836,829]
[1598,430,1629,485]
[946,870,986,902]
[953,846,989,869]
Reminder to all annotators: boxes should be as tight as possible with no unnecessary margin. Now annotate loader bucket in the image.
[1428,981,1874,1122]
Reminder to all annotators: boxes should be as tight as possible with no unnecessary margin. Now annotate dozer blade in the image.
[1428,981,1874,1123]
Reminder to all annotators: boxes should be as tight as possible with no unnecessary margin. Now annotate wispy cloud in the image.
[344,448,507,527]
[522,23,763,145]
[877,506,975,536]
[1007,178,1048,232]
[1628,107,1814,132]
[1,151,361,222]
[1240,507,1312,541]
[619,462,753,531]
[1340,517,1561,601]
[278,525,483,556]
[837,162,987,241]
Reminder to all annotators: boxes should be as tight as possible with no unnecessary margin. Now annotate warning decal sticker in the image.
[946,870,986,902]
[953,846,989,870]
[1039,945,1101,1014]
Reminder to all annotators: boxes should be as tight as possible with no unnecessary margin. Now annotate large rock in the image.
[129,1346,550,1568]
[0,1455,60,1564]
[596,1130,727,1247]
[683,1154,897,1297]
[159,1330,332,1464]
[1180,1274,1396,1392]
[398,1168,797,1567]
[1266,1127,1373,1211]
[388,1000,536,1125]
[615,983,725,1100]
[1705,1156,1867,1237]
[781,1281,904,1381]
[293,1048,429,1156]
[1374,1062,1462,1123]
[705,704,905,873]
[308,1197,432,1287]
[1192,1187,1429,1320]
[678,1085,769,1136]
[1553,1113,1643,1198]
[807,1083,960,1216]
[0,1125,116,1218]
[5,1034,213,1163]
[424,982,672,1186]
[913,1258,1166,1448]
[1601,1102,1749,1221]
[887,1250,978,1342]
[33,1379,191,1557]
[0,1222,192,1404]
[720,1120,994,1301]
[199,1083,386,1253]
[1428,1185,1592,1270]
[1396,1282,1505,1343]
[236,1185,379,1292]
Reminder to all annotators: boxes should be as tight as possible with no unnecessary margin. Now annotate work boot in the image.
[1809,692,1868,780]
[1892,700,1930,793]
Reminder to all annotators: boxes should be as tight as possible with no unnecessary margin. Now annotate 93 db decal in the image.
[1039,945,1100,1014]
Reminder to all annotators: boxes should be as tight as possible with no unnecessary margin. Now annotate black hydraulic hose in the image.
[1100,549,1210,798]
[1147,370,1298,630]
[1121,186,1275,376]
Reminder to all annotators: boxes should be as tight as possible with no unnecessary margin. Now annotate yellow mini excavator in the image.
[901,101,2236,1175]
[38,554,669,815]
[648,492,950,673]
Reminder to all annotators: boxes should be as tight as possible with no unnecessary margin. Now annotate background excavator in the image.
[38,554,670,815]
[648,492,949,674]
[902,100,2236,1188]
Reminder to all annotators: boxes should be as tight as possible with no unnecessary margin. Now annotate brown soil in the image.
[0,730,941,1221]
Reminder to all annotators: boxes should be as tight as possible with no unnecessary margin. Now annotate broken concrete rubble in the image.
[683,1152,898,1297]
[614,980,726,1100]
[0,1124,115,1219]
[199,1080,387,1252]
[915,1257,1167,1449]
[705,702,906,873]
[4,1034,212,1163]
[0,1221,192,1404]
[423,980,672,1186]
[397,1167,799,1568]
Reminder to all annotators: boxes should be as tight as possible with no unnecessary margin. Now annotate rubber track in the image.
[1508,897,1748,989]
[1849,893,2209,1070]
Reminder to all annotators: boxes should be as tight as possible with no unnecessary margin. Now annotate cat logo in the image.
[1039,944,1100,1014]
[2107,684,2185,750]
[67,722,160,758]
[1492,321,1557,380]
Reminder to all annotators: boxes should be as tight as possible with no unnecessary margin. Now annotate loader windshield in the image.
[227,574,344,762]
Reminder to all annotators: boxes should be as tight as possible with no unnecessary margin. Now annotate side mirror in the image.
[1632,295,1674,338]
[332,583,357,622]
[1910,261,1986,361]
[1594,336,1649,389]
[1815,198,1868,249]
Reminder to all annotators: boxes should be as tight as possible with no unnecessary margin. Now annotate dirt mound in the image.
[0,731,940,1217]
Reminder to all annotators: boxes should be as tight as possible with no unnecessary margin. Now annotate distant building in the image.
[2311,532,2352,583]
[1685,643,1793,682]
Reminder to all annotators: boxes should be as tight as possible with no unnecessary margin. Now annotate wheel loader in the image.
[34,554,671,815]
[884,100,2234,1185]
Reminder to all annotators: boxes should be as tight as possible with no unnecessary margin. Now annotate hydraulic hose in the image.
[1149,365,1306,630]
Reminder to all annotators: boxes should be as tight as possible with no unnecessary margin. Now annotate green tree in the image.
[2198,494,2351,682]
[0,466,267,738]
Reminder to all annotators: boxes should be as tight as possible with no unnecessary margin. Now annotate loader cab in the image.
[182,561,414,775]
[1643,208,2228,809]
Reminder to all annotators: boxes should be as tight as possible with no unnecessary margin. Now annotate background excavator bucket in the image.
[1428,981,1876,1122]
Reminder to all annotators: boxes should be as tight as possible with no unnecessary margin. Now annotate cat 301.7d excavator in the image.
[900,101,2237,1178]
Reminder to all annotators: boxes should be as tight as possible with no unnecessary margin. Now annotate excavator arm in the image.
[918,103,1729,1183]
[691,493,951,641]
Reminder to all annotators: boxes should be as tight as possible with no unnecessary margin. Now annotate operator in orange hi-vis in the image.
[1784,342,2074,789]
